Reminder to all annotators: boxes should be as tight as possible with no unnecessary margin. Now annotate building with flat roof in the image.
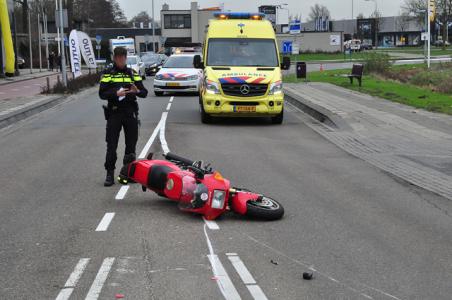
[304,16,424,47]
[160,2,220,48]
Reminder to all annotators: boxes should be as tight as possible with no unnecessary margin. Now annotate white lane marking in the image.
[227,256,256,285]
[246,285,268,300]
[115,185,129,200]
[166,102,172,110]
[226,253,238,256]
[85,257,115,300]
[115,97,172,200]
[169,96,174,103]
[159,112,170,154]
[55,258,90,300]
[95,213,115,231]
[203,217,220,230]
[55,288,74,300]
[138,116,164,159]
[203,225,241,300]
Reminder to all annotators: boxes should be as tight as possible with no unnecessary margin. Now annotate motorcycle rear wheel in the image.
[246,196,284,220]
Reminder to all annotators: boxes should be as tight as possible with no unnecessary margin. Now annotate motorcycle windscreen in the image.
[177,176,209,210]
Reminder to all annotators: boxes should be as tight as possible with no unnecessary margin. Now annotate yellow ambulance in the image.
[194,12,291,124]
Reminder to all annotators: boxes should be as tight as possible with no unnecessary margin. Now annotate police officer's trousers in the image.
[104,111,138,171]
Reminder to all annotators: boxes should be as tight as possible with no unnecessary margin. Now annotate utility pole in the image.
[58,0,67,86]
[44,11,49,70]
[38,12,42,72]
[152,0,155,51]
[56,0,61,55]
[28,4,32,73]
[428,13,431,68]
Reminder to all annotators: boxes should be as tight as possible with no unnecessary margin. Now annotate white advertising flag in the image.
[77,31,97,69]
[69,29,82,78]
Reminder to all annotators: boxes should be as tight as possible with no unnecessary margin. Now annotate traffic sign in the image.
[282,41,293,55]
[289,20,301,34]
[64,36,68,46]
[96,45,101,50]
[96,35,102,44]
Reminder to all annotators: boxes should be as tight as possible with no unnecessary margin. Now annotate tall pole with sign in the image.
[428,0,435,68]
[58,0,67,86]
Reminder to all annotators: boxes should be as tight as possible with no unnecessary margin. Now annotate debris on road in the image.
[270,260,278,265]
[115,293,125,298]
[303,272,314,280]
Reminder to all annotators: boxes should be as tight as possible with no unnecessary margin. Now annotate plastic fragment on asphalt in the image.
[270,260,278,265]
[303,272,314,280]
[211,276,219,280]
[115,293,125,298]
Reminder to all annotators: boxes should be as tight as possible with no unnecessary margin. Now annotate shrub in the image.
[362,52,392,75]
[42,72,101,94]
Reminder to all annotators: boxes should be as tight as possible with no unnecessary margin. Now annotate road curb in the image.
[0,87,97,130]
[0,72,59,86]
[284,86,352,130]
[0,95,66,129]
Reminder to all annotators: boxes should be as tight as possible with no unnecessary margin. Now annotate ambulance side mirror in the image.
[281,57,291,70]
[193,55,204,69]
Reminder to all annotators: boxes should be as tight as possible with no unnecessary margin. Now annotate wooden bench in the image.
[345,64,364,87]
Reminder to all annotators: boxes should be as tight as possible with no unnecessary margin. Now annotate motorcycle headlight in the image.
[205,79,220,94]
[187,75,198,81]
[269,81,283,95]
[211,190,226,209]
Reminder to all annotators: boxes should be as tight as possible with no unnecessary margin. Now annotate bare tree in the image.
[308,4,330,21]
[397,11,412,32]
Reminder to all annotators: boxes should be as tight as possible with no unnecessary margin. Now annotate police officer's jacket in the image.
[99,64,148,113]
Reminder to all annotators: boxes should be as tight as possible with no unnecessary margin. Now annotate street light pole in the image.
[58,0,67,86]
[38,12,42,72]
[27,3,32,73]
[55,0,61,55]
[152,0,155,52]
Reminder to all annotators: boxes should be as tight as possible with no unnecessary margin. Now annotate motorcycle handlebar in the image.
[164,152,195,166]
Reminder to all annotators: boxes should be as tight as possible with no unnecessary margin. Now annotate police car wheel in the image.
[154,91,164,96]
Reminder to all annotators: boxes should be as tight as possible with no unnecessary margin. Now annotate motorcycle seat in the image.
[147,164,173,191]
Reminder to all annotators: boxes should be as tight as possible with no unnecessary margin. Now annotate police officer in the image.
[99,47,148,186]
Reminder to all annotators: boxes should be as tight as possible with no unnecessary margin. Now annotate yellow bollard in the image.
[0,0,15,76]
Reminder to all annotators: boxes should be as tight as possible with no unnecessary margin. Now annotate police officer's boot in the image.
[104,170,115,187]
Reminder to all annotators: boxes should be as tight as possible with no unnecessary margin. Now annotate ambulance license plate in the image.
[235,106,256,113]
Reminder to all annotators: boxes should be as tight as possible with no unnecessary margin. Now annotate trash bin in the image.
[296,62,306,79]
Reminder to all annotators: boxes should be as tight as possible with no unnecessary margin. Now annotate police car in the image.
[153,53,203,96]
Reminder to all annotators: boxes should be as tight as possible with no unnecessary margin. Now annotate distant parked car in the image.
[344,39,362,52]
[434,40,450,47]
[17,56,25,68]
[361,43,373,51]
[141,53,166,76]
[126,55,146,80]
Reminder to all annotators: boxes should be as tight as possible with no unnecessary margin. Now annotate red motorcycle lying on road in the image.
[118,153,284,221]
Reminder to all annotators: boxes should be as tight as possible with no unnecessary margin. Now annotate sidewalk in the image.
[0,69,59,86]
[0,87,96,130]
[284,82,452,200]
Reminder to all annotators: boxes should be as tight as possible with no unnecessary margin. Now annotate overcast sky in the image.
[117,0,407,22]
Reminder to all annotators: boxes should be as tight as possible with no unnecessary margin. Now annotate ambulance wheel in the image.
[200,103,212,124]
[271,110,284,125]
[154,91,164,96]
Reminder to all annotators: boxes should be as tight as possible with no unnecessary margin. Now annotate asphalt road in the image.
[1,78,452,300]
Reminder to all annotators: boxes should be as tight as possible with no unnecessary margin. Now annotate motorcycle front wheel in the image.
[246,196,284,220]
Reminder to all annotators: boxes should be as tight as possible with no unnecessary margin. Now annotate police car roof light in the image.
[213,12,265,20]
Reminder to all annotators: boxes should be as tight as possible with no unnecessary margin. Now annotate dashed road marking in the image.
[115,186,129,200]
[85,257,115,300]
[228,254,269,300]
[55,258,90,300]
[95,212,115,231]
[204,225,241,300]
[166,102,172,110]
[159,112,170,154]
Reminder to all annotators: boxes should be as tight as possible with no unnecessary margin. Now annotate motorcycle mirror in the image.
[193,55,203,69]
